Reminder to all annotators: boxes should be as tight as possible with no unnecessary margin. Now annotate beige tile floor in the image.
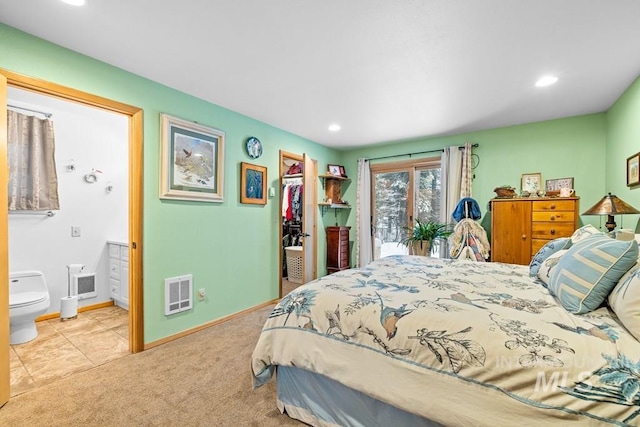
[9,305,129,397]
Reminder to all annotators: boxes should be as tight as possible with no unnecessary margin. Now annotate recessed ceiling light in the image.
[328,124,341,132]
[61,0,85,5]
[535,75,558,87]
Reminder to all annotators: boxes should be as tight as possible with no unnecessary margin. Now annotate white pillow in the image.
[609,262,640,341]
[536,249,568,288]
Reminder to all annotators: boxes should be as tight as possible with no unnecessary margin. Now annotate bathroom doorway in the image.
[0,69,144,405]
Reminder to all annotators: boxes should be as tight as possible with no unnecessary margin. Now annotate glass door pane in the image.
[415,167,441,223]
[415,167,442,257]
[373,171,410,260]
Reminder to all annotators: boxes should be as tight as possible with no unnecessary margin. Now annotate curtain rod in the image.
[8,104,53,119]
[366,143,478,162]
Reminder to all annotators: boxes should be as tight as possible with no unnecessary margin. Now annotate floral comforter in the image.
[252,255,640,426]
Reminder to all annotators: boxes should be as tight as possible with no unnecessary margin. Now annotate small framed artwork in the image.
[240,162,267,205]
[328,164,342,177]
[627,153,640,187]
[159,114,225,202]
[521,172,542,193]
[546,177,574,192]
[339,165,347,177]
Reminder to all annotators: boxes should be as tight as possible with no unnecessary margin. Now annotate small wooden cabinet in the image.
[318,175,351,213]
[108,241,129,310]
[326,226,350,274]
[491,197,579,265]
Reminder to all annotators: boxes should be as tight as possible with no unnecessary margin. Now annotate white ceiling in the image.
[2,1,640,149]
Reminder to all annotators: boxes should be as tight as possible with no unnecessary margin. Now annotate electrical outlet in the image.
[197,288,206,301]
[71,226,81,237]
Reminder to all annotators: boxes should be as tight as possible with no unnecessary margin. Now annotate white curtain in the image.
[355,158,372,267]
[7,110,60,211]
[439,143,473,257]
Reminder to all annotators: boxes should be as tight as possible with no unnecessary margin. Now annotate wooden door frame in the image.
[279,150,317,298]
[0,69,144,405]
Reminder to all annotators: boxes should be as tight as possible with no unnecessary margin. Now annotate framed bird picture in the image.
[159,113,225,202]
[240,162,267,205]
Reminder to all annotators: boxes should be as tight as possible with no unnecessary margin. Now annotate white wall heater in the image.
[165,274,193,315]
[73,272,97,300]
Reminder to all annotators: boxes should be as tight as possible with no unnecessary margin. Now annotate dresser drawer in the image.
[532,222,575,239]
[110,258,121,280]
[532,211,575,223]
[109,244,121,258]
[532,200,575,212]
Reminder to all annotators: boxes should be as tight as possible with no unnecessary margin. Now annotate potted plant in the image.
[400,219,453,256]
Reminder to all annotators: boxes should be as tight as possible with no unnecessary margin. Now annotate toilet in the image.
[9,271,50,345]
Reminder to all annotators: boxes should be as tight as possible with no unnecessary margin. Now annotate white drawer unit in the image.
[108,241,129,310]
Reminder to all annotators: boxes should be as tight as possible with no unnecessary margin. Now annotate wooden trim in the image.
[369,156,440,172]
[36,301,116,322]
[0,68,145,356]
[1,69,140,115]
[0,73,9,407]
[128,109,144,353]
[143,299,278,350]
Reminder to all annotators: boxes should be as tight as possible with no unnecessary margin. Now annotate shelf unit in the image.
[319,174,351,215]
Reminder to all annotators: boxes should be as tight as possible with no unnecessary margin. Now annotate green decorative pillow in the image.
[529,237,571,277]
[548,235,638,314]
[608,263,640,341]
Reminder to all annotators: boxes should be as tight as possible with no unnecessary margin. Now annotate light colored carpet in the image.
[0,304,304,427]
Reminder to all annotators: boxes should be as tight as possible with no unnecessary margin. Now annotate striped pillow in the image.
[548,235,638,314]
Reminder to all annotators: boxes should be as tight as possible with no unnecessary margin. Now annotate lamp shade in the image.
[582,193,640,216]
[582,193,640,232]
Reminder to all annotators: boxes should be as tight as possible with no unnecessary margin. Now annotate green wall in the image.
[3,22,640,344]
[341,113,608,246]
[606,74,640,230]
[0,24,342,343]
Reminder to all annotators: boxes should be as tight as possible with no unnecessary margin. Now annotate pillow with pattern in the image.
[569,223,602,244]
[529,237,571,277]
[608,262,640,341]
[536,249,568,288]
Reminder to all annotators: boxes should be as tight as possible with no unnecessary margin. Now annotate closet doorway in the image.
[279,150,318,297]
[0,69,144,406]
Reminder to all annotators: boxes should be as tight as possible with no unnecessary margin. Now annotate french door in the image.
[371,158,441,260]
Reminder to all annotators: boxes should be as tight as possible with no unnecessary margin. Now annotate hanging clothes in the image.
[449,198,490,261]
[282,178,303,222]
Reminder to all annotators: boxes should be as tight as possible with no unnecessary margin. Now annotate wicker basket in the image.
[285,246,303,284]
[494,187,516,198]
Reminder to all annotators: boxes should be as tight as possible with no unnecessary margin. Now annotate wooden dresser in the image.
[490,197,579,265]
[326,226,350,274]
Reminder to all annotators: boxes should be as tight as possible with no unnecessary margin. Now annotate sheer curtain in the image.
[7,110,60,211]
[439,143,473,256]
[355,158,372,267]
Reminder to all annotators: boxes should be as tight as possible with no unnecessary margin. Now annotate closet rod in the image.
[9,210,56,217]
[7,104,53,119]
[366,143,479,162]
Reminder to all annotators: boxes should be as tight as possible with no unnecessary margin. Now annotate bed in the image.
[252,226,640,426]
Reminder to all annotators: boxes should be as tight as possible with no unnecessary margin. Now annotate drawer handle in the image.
[522,235,527,240]
[550,204,556,209]
[550,229,556,235]
[550,215,555,221]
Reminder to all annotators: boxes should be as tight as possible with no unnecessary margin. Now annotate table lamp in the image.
[582,193,640,232]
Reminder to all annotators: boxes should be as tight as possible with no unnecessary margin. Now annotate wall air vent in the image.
[165,274,193,316]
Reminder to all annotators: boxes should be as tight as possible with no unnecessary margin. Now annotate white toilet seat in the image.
[9,291,48,308]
